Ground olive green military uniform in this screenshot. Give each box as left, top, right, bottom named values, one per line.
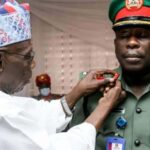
left=70, top=67, right=150, bottom=150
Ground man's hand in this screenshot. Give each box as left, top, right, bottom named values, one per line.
left=76, top=70, right=115, bottom=97
left=85, top=80, right=126, bottom=131
left=65, top=70, right=114, bottom=109
left=99, top=80, right=126, bottom=110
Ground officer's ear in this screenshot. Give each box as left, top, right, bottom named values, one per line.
left=0, top=54, right=4, bottom=72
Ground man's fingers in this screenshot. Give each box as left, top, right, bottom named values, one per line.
left=104, top=80, right=121, bottom=97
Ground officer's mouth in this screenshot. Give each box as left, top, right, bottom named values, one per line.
left=125, top=57, right=143, bottom=64
left=126, top=57, right=141, bottom=61
left=124, top=54, right=143, bottom=63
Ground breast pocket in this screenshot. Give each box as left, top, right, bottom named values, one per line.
left=95, top=109, right=124, bottom=150
left=99, top=107, right=126, bottom=136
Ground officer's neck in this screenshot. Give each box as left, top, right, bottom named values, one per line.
left=122, top=70, right=150, bottom=98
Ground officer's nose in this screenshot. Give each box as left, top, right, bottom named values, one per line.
left=126, top=36, right=140, bottom=49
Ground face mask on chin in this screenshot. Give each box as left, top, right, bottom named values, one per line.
left=40, top=87, right=50, bottom=96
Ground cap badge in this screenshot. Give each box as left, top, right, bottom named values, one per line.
left=125, top=0, right=143, bottom=10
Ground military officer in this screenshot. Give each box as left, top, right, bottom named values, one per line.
left=69, top=0, right=150, bottom=150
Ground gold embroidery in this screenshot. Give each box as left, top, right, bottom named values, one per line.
left=113, top=20, right=150, bottom=27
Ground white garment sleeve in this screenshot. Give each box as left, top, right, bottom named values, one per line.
left=38, top=99, right=73, bottom=133
left=11, top=96, right=73, bottom=134
left=0, top=93, right=73, bottom=146
left=46, top=122, right=96, bottom=150
left=0, top=92, right=96, bottom=150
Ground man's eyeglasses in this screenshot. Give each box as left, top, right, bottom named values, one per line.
left=0, top=50, right=35, bottom=61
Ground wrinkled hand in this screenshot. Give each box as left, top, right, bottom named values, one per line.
left=76, top=70, right=114, bottom=97
left=65, top=70, right=116, bottom=109
left=96, top=70, right=120, bottom=94
left=85, top=80, right=126, bottom=131
left=99, top=80, right=126, bottom=110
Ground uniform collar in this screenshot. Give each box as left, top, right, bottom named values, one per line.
left=115, top=66, right=150, bottom=98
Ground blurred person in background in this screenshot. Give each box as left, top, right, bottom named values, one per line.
left=33, top=73, right=63, bottom=101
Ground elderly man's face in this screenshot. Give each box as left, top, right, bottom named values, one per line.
left=0, top=40, right=34, bottom=94
left=114, top=27, right=150, bottom=74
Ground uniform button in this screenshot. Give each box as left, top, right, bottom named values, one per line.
left=136, top=108, right=142, bottom=114
left=134, top=139, right=141, bottom=146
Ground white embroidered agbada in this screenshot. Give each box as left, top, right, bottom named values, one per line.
left=0, top=91, right=96, bottom=150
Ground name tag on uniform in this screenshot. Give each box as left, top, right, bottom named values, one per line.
left=106, top=137, right=125, bottom=150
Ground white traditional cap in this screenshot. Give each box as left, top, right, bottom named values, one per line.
left=0, top=0, right=31, bottom=47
